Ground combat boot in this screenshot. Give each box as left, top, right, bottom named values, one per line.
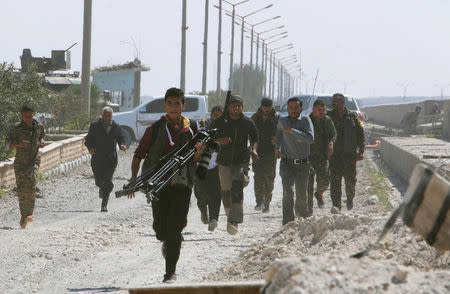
left=20, top=215, right=33, bottom=228
left=262, top=204, right=270, bottom=213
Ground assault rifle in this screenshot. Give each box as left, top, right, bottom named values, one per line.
left=115, top=128, right=220, bottom=203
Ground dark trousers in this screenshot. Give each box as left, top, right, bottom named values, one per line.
left=329, top=154, right=357, bottom=209
left=91, top=159, right=116, bottom=202
left=280, top=159, right=310, bottom=224
left=152, top=185, right=191, bottom=276
left=194, top=167, right=222, bottom=221
left=253, top=153, right=277, bottom=206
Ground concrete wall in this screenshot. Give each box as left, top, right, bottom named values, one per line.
left=362, top=100, right=447, bottom=128
left=380, top=136, right=450, bottom=183
left=0, top=135, right=89, bottom=189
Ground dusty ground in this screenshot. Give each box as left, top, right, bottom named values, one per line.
left=0, top=146, right=283, bottom=293
left=0, top=147, right=448, bottom=293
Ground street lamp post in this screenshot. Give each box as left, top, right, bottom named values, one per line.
left=201, top=0, right=209, bottom=95
left=238, top=4, right=273, bottom=95
left=216, top=0, right=223, bottom=92
left=81, top=0, right=92, bottom=118
left=249, top=16, right=280, bottom=68
left=221, top=0, right=250, bottom=90
left=180, top=0, right=187, bottom=92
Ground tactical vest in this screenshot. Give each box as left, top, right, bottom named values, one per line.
left=141, top=118, right=196, bottom=188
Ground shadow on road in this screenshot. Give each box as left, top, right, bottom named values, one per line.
left=49, top=210, right=95, bottom=213
left=67, top=286, right=122, bottom=293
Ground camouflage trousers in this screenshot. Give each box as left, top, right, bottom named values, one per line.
left=253, top=153, right=277, bottom=206
left=329, top=154, right=357, bottom=210
left=307, top=154, right=329, bottom=213
left=14, top=165, right=38, bottom=218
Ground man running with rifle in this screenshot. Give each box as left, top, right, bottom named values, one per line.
left=127, top=88, right=205, bottom=283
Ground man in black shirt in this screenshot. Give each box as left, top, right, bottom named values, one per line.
left=251, top=98, right=278, bottom=213
left=85, top=107, right=127, bottom=212
left=210, top=94, right=259, bottom=235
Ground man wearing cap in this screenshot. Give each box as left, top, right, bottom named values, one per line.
left=210, top=94, right=259, bottom=235
left=251, top=98, right=278, bottom=213
left=276, top=97, right=314, bottom=224
left=85, top=106, right=127, bottom=212
left=7, top=106, right=45, bottom=228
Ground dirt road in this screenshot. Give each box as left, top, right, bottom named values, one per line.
left=0, top=148, right=448, bottom=293
left=0, top=146, right=282, bottom=293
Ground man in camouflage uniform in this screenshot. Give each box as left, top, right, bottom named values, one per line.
left=308, top=99, right=336, bottom=215
left=401, top=106, right=422, bottom=136
left=7, top=106, right=45, bottom=228
left=251, top=98, right=278, bottom=213
left=327, top=93, right=365, bottom=212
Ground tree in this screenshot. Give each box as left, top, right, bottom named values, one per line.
left=56, top=83, right=104, bottom=130
left=230, top=64, right=264, bottom=111
left=0, top=62, right=52, bottom=161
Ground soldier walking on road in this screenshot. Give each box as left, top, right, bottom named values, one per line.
left=210, top=94, right=259, bottom=235
left=7, top=106, right=45, bottom=228
left=85, top=107, right=127, bottom=212
left=276, top=98, right=314, bottom=224
left=127, top=88, right=205, bottom=283
left=251, top=98, right=278, bottom=213
left=307, top=99, right=336, bottom=215
left=327, top=93, right=365, bottom=212
left=194, top=105, right=223, bottom=231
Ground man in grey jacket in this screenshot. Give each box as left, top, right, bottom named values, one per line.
left=276, top=97, right=314, bottom=224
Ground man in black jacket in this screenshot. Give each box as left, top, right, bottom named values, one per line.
left=251, top=98, right=278, bottom=213
left=210, top=94, right=259, bottom=235
left=85, top=107, right=127, bottom=212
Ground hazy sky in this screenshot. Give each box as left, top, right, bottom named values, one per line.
left=2, top=0, right=450, bottom=98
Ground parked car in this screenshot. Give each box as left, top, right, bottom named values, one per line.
left=113, top=95, right=208, bottom=146
left=279, top=94, right=365, bottom=121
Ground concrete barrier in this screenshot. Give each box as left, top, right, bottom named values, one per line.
left=380, top=136, right=450, bottom=183
left=362, top=100, right=447, bottom=128
left=0, top=135, right=90, bottom=190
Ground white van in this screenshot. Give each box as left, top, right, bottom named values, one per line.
left=113, top=95, right=208, bottom=145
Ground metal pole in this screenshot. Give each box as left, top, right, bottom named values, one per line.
left=228, top=6, right=236, bottom=90
left=81, top=0, right=92, bottom=118
left=180, top=0, right=187, bottom=91
left=270, top=53, right=274, bottom=100
left=299, top=49, right=302, bottom=94
left=201, top=0, right=209, bottom=95
left=250, top=26, right=254, bottom=68
left=255, top=34, right=259, bottom=69
left=216, top=0, right=222, bottom=92
left=268, top=52, right=273, bottom=99
left=239, top=17, right=245, bottom=95
left=264, top=44, right=268, bottom=97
